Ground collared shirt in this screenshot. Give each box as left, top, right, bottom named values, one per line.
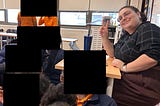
left=17, top=12, right=37, bottom=26
left=38, top=16, right=58, bottom=26
left=77, top=94, right=93, bottom=106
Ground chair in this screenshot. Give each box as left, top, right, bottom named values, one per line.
left=69, top=41, right=79, bottom=50
left=6, top=29, right=17, bottom=33
left=3, top=29, right=17, bottom=46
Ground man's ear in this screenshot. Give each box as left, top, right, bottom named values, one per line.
left=137, top=12, right=141, bottom=18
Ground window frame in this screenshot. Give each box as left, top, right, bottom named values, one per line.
left=59, top=11, right=88, bottom=28
left=90, top=11, right=119, bottom=26
left=6, top=9, right=20, bottom=25
left=0, top=9, right=7, bottom=24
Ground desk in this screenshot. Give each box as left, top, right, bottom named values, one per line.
left=55, top=57, right=121, bottom=79
left=55, top=59, right=64, bottom=70
left=0, top=32, right=17, bottom=49
left=62, top=37, right=79, bottom=50
left=106, top=57, right=121, bottom=79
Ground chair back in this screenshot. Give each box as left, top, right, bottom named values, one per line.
left=6, top=29, right=17, bottom=33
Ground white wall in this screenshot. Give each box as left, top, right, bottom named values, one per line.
left=0, top=0, right=3, bottom=8
left=90, top=0, right=127, bottom=11
left=0, top=0, right=20, bottom=9
left=60, top=28, right=88, bottom=50
left=59, top=0, right=127, bottom=11
left=130, top=0, right=142, bottom=11
left=5, top=0, right=20, bottom=9
left=59, top=0, right=89, bottom=11
left=1, top=0, right=127, bottom=11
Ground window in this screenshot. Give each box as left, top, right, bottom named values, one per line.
left=91, top=12, right=119, bottom=26
left=151, top=14, right=160, bottom=27
left=7, top=9, right=20, bottom=24
left=60, top=11, right=87, bottom=26
left=0, top=9, right=6, bottom=23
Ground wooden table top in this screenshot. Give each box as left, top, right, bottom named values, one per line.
left=106, top=57, right=121, bottom=79
left=55, top=57, right=121, bottom=79
left=55, top=59, right=64, bottom=70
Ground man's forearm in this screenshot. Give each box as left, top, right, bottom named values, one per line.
left=102, top=39, right=114, bottom=57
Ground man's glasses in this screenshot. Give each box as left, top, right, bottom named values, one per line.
left=117, top=11, right=132, bottom=22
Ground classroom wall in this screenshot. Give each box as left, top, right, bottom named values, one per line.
left=0, top=0, right=20, bottom=8
left=0, top=0, right=3, bottom=8
left=59, top=0, right=127, bottom=11
left=130, top=0, right=142, bottom=11
left=5, top=0, right=20, bottom=9
left=90, top=0, right=127, bottom=11
left=1, top=0, right=127, bottom=11
left=60, top=28, right=88, bottom=50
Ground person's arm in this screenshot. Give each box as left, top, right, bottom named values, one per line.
left=38, top=16, right=44, bottom=25
left=122, top=54, right=158, bottom=72
left=112, top=54, right=158, bottom=72
left=102, top=38, right=114, bottom=58
left=99, top=21, right=114, bottom=58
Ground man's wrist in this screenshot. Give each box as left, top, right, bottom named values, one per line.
left=122, top=64, right=127, bottom=72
